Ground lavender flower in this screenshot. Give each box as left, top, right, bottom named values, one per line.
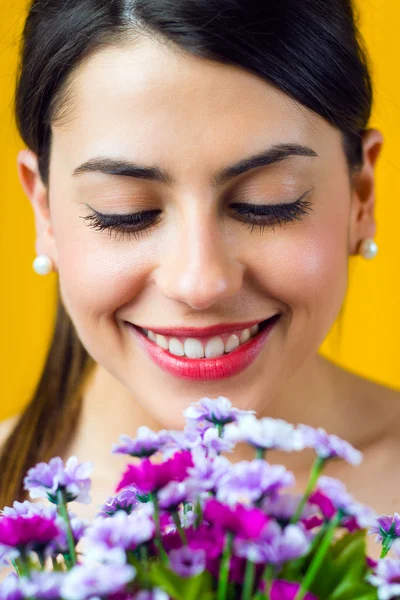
left=184, top=396, right=255, bottom=427
left=133, top=590, right=169, bottom=600
left=261, top=494, right=317, bottom=522
left=0, top=574, right=23, bottom=600
left=23, top=456, right=93, bottom=504
left=84, top=509, right=155, bottom=564
left=20, top=572, right=64, bottom=600
left=370, top=514, right=400, bottom=543
left=316, top=476, right=376, bottom=527
left=0, top=544, right=19, bottom=567
left=298, top=424, right=363, bottom=465
left=234, top=521, right=310, bottom=565
left=97, top=488, right=140, bottom=517
left=216, top=459, right=294, bottom=506
left=159, top=428, right=202, bottom=459
left=202, top=427, right=235, bottom=456
left=185, top=448, right=231, bottom=494
left=367, top=559, right=400, bottom=600
left=168, top=546, right=206, bottom=577
left=158, top=482, right=188, bottom=511
left=112, top=427, right=168, bottom=458
left=2, top=501, right=56, bottom=519
left=61, top=563, right=135, bottom=600
left=224, top=415, right=305, bottom=452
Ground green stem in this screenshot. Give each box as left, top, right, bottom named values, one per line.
left=150, top=493, right=168, bottom=564
left=256, top=447, right=266, bottom=460
left=172, top=511, right=188, bottom=544
left=217, top=423, right=224, bottom=437
left=290, top=457, right=326, bottom=524
left=293, top=510, right=343, bottom=600
left=242, top=559, right=256, bottom=600
left=217, top=532, right=233, bottom=600
left=56, top=489, right=77, bottom=567
left=261, top=564, right=274, bottom=600
left=12, top=558, right=21, bottom=578
left=380, top=537, right=393, bottom=559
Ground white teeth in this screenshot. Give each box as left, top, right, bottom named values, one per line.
left=205, top=336, right=225, bottom=358
left=155, top=334, right=169, bottom=350
left=239, top=328, right=251, bottom=344
left=184, top=338, right=205, bottom=359
left=148, top=330, right=157, bottom=342
left=250, top=324, right=259, bottom=336
left=225, top=334, right=240, bottom=353
left=169, top=338, right=185, bottom=356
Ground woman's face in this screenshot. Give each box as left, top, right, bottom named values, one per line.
left=20, top=36, right=380, bottom=427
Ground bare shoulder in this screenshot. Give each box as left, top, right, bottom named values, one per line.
left=0, top=414, right=19, bottom=448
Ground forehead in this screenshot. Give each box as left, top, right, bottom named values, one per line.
left=52, top=35, right=340, bottom=167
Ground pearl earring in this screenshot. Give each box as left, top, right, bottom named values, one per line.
left=359, top=238, right=378, bottom=260
left=33, top=254, right=54, bottom=276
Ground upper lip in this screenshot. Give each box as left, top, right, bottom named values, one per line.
left=131, top=315, right=279, bottom=338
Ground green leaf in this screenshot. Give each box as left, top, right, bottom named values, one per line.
left=149, top=563, right=215, bottom=600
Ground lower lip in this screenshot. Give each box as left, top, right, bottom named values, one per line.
left=127, top=315, right=280, bottom=381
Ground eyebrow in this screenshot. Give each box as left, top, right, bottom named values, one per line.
left=71, top=143, right=318, bottom=187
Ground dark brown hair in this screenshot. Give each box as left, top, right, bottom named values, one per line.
left=0, top=0, right=373, bottom=508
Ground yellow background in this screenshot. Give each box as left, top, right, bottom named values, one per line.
left=0, top=0, right=399, bottom=421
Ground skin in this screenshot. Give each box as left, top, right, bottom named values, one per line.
left=13, top=36, right=400, bottom=552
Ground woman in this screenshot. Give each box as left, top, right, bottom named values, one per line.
left=0, top=0, right=399, bottom=524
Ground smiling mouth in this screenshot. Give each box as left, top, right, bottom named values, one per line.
left=135, top=315, right=279, bottom=360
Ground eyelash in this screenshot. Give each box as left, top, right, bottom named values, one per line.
left=81, top=192, right=314, bottom=242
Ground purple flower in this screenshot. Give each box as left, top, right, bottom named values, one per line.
left=184, top=396, right=255, bottom=427
left=0, top=574, right=23, bottom=600
left=133, top=590, right=169, bottom=600
left=2, top=501, right=56, bottom=519
left=169, top=546, right=206, bottom=577
left=55, top=515, right=88, bottom=555
left=370, top=514, right=400, bottom=543
left=23, top=456, right=93, bottom=504
left=158, top=482, right=188, bottom=511
left=112, top=427, right=168, bottom=458
left=159, top=428, right=202, bottom=459
left=186, top=448, right=231, bottom=494
left=60, top=563, right=135, bottom=600
left=235, top=521, right=310, bottom=564
left=0, top=544, right=19, bottom=567
left=116, top=451, right=193, bottom=494
left=216, top=459, right=294, bottom=506
left=270, top=580, right=318, bottom=600
left=204, top=499, right=269, bottom=538
left=0, top=515, right=60, bottom=552
left=367, top=558, right=400, bottom=600
left=261, top=494, right=317, bottom=522
left=84, top=509, right=155, bottom=564
left=201, top=427, right=235, bottom=456
left=20, top=572, right=64, bottom=600
left=97, top=488, right=140, bottom=517
left=224, top=416, right=304, bottom=452
left=298, top=425, right=362, bottom=465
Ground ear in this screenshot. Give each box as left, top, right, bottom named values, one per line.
left=17, top=149, right=58, bottom=270
left=348, top=128, right=384, bottom=256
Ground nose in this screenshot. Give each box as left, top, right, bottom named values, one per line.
left=154, top=213, right=244, bottom=310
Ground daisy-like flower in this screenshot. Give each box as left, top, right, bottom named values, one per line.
left=298, top=424, right=363, bottom=466
left=261, top=494, right=317, bottom=522
left=216, top=459, right=294, bottom=506
left=23, top=456, right=93, bottom=504
left=0, top=515, right=60, bottom=554
left=158, top=482, right=188, bottom=511
left=184, top=396, right=254, bottom=427
left=367, top=558, right=400, bottom=600
left=204, top=499, right=269, bottom=539
left=0, top=573, right=23, bottom=600
left=370, top=514, right=400, bottom=543
left=20, top=572, right=65, bottom=600
left=224, top=415, right=305, bottom=452
left=60, top=563, right=135, bottom=600
left=116, top=451, right=193, bottom=494
left=97, top=488, right=141, bottom=517
left=168, top=546, right=206, bottom=577
left=185, top=447, right=231, bottom=495
left=112, top=427, right=168, bottom=458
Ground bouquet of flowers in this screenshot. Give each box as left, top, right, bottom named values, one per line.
left=1, top=396, right=399, bottom=600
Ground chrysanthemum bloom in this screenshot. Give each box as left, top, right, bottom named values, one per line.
left=261, top=494, right=317, bottom=523
left=20, top=572, right=65, bottom=600
left=184, top=396, right=254, bottom=427
left=112, top=427, right=169, bottom=458
left=270, top=580, right=318, bottom=600
left=60, top=563, right=135, bottom=600
left=185, top=447, right=231, bottom=495
left=0, top=515, right=60, bottom=554
left=370, top=514, right=400, bottom=543
left=367, top=558, right=400, bottom=600
left=98, top=488, right=140, bottom=517
left=158, top=482, right=188, bottom=511
left=23, top=456, right=93, bottom=504
left=216, top=459, right=294, bottom=506
left=168, top=546, right=206, bottom=577
left=224, top=415, right=305, bottom=452
left=116, top=450, right=193, bottom=494
left=298, top=425, right=362, bottom=465
left=0, top=573, right=23, bottom=600
left=204, top=499, right=269, bottom=538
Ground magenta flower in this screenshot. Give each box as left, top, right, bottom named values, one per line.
left=23, top=456, right=93, bottom=504
left=168, top=546, right=206, bottom=577
left=112, top=427, right=168, bottom=458
left=184, top=396, right=254, bottom=426
left=271, top=580, right=318, bottom=600
left=0, top=515, right=60, bottom=552
left=204, top=499, right=269, bottom=538
left=298, top=425, right=362, bottom=465
left=116, top=451, right=193, bottom=494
